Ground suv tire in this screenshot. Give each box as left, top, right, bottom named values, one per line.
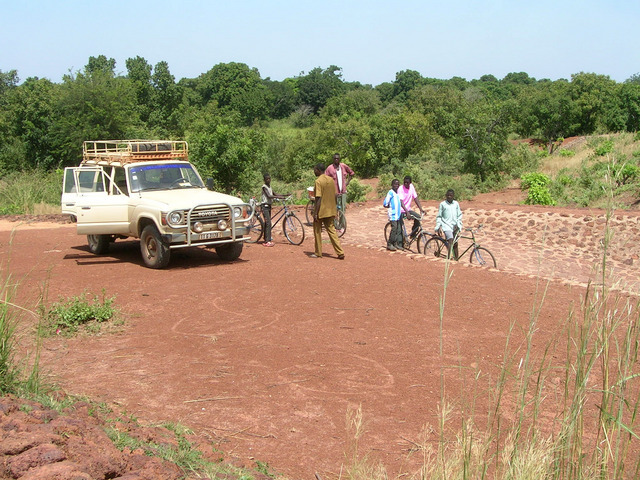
left=140, top=225, right=170, bottom=269
left=215, top=242, right=243, bottom=261
left=87, top=234, right=111, bottom=255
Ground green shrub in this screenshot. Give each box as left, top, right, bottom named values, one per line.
left=41, top=291, right=118, bottom=337
left=559, top=149, right=576, bottom=157
left=521, top=172, right=555, bottom=205
left=520, top=172, right=551, bottom=190
left=501, top=144, right=540, bottom=179
left=346, top=178, right=371, bottom=203
left=525, top=183, right=556, bottom=205
left=594, top=139, right=614, bottom=156
left=615, top=163, right=639, bottom=186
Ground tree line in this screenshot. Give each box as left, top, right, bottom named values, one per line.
left=1, top=55, right=639, bottom=195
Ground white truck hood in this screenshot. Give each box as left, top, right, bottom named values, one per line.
left=137, top=188, right=245, bottom=209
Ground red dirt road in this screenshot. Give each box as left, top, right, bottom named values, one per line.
left=1, top=198, right=638, bottom=478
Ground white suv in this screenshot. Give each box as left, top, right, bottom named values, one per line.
left=61, top=140, right=253, bottom=268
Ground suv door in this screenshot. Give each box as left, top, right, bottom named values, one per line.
left=61, top=167, right=130, bottom=235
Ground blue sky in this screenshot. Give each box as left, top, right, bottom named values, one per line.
left=2, top=0, right=638, bottom=85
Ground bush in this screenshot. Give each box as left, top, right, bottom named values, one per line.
left=594, top=139, right=614, bottom=156
left=501, top=144, right=540, bottom=179
left=41, top=291, right=118, bottom=337
left=559, top=149, right=576, bottom=157
left=346, top=178, right=371, bottom=203
left=525, top=183, right=556, bottom=205
left=521, top=172, right=555, bottom=205
left=520, top=172, right=551, bottom=190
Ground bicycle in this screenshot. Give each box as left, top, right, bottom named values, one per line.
left=247, top=195, right=306, bottom=245
left=304, top=189, right=347, bottom=237
left=383, top=213, right=435, bottom=253
left=422, top=225, right=497, bottom=268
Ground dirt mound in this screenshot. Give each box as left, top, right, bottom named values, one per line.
left=0, top=395, right=191, bottom=479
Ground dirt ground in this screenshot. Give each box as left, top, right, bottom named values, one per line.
left=1, top=188, right=639, bottom=479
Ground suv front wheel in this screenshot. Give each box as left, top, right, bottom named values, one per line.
left=140, top=225, right=170, bottom=269
left=215, top=242, right=243, bottom=261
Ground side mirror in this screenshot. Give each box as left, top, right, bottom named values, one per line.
left=206, top=178, right=214, bottom=190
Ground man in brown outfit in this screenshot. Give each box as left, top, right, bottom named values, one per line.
left=311, top=163, right=345, bottom=259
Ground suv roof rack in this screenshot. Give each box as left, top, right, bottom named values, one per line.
left=81, top=140, right=189, bottom=166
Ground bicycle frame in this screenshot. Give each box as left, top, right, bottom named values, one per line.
left=451, top=226, right=492, bottom=264
left=257, top=198, right=293, bottom=228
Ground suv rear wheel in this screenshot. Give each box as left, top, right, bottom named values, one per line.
left=87, top=234, right=111, bottom=254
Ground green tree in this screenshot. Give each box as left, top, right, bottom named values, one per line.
left=186, top=112, right=266, bottom=193
left=0, top=70, right=19, bottom=96
left=458, top=100, right=512, bottom=182
left=392, top=69, right=423, bottom=102
left=263, top=78, right=297, bottom=119
left=125, top=56, right=153, bottom=122
left=624, top=73, right=640, bottom=85
left=149, top=61, right=182, bottom=135
left=619, top=82, right=640, bottom=132
left=10, top=77, right=56, bottom=169
left=49, top=61, right=140, bottom=166
left=197, top=62, right=269, bottom=125
left=296, top=66, right=346, bottom=113
left=320, top=89, right=381, bottom=118
left=407, top=85, right=465, bottom=139
left=570, top=72, right=618, bottom=134
left=515, top=80, right=579, bottom=153
left=85, top=55, right=116, bottom=77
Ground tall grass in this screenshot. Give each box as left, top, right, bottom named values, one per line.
left=0, top=230, right=47, bottom=397
left=0, top=169, right=62, bottom=214
left=341, top=163, right=640, bottom=479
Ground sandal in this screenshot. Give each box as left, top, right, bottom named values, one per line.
left=263, top=241, right=274, bottom=247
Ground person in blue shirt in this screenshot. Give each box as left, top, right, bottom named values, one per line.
left=383, top=179, right=409, bottom=251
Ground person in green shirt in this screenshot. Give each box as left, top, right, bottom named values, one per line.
left=311, top=164, right=345, bottom=260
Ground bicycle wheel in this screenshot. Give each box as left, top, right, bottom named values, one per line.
left=384, top=221, right=391, bottom=243
left=283, top=213, right=305, bottom=245
left=423, top=236, right=448, bottom=258
left=469, top=247, right=497, bottom=268
left=305, top=200, right=314, bottom=225
left=247, top=214, right=264, bottom=243
left=416, top=232, right=429, bottom=253
left=334, top=209, right=346, bottom=238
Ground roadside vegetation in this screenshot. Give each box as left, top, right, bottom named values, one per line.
left=0, top=256, right=266, bottom=479
left=1, top=59, right=640, bottom=211
left=341, top=181, right=640, bottom=479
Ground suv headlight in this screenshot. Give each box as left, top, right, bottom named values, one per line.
left=166, top=211, right=184, bottom=226
left=233, top=206, right=243, bottom=219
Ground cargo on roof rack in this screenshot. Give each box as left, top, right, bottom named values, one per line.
left=82, top=140, right=189, bottom=165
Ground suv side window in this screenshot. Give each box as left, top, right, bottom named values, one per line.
left=112, top=167, right=128, bottom=195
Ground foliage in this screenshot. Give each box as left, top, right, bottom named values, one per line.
left=520, top=172, right=550, bottom=190
left=346, top=178, right=371, bottom=203
left=41, top=290, right=118, bottom=337
left=3, top=59, right=640, bottom=209
left=0, top=169, right=62, bottom=214
left=559, top=149, right=576, bottom=157
left=296, top=65, right=346, bottom=113
left=501, top=143, right=541, bottom=179
left=521, top=172, right=555, bottom=205
left=594, top=139, right=615, bottom=156
left=186, top=112, right=266, bottom=194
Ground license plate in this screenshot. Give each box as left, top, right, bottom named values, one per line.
left=199, top=231, right=223, bottom=240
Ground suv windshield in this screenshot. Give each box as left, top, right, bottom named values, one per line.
left=129, top=163, right=205, bottom=192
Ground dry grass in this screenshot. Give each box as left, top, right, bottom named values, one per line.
left=541, top=132, right=639, bottom=177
